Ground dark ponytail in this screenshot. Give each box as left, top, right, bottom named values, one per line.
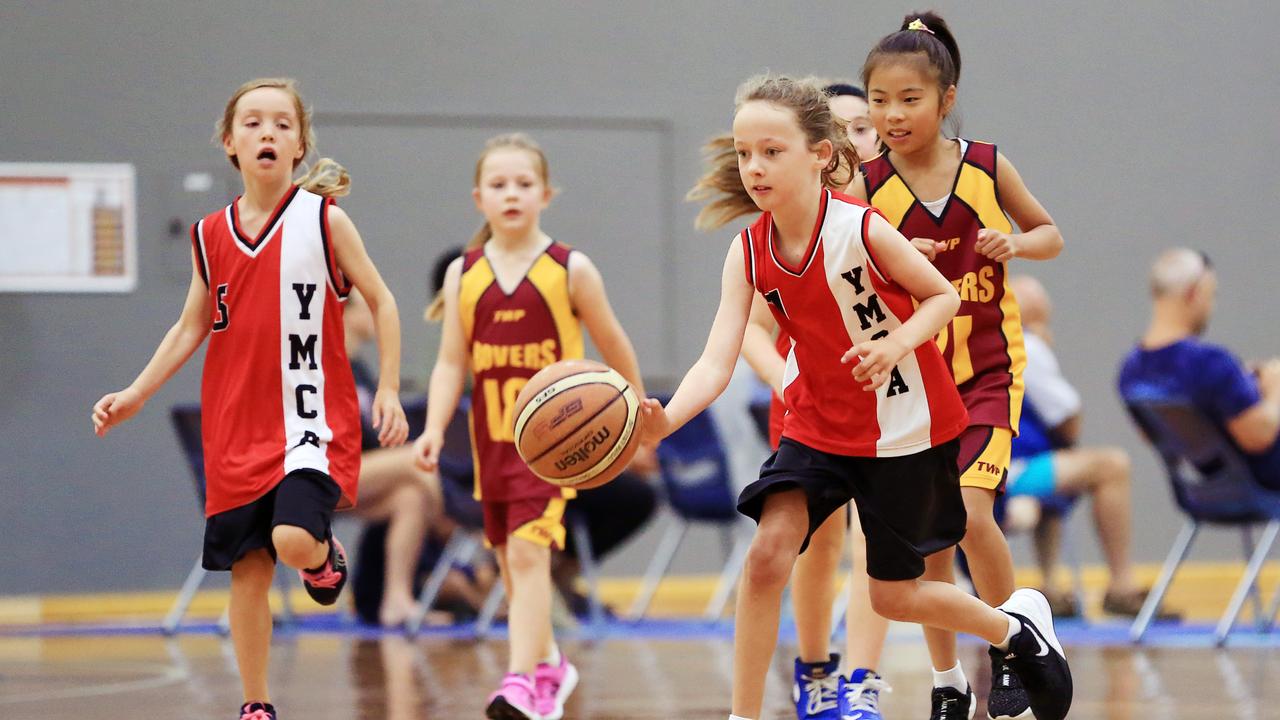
left=862, top=10, right=961, bottom=95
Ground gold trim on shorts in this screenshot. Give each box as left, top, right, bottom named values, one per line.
left=512, top=497, right=568, bottom=550
left=959, top=427, right=1013, bottom=490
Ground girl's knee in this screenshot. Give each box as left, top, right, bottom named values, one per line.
left=271, top=525, right=321, bottom=567
left=505, top=538, right=550, bottom=576
left=744, top=533, right=800, bottom=589
left=867, top=580, right=915, bottom=621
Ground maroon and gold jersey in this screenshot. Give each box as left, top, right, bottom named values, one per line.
left=459, top=241, right=582, bottom=502
left=862, top=140, right=1026, bottom=432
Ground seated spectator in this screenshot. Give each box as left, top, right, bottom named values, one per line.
left=554, top=450, right=660, bottom=617
left=1005, top=276, right=1147, bottom=616
left=345, top=289, right=446, bottom=627
left=1119, top=248, right=1280, bottom=491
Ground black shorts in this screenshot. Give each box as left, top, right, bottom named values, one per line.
left=737, top=437, right=966, bottom=581
left=202, top=469, right=342, bottom=571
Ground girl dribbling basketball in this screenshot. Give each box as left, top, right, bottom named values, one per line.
left=643, top=73, right=1072, bottom=720
left=413, top=133, right=643, bottom=720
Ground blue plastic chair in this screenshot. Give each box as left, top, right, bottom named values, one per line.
left=162, top=404, right=295, bottom=634
left=1125, top=399, right=1280, bottom=644
left=629, top=403, right=751, bottom=620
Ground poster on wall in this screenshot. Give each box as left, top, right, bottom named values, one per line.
left=0, top=163, right=137, bottom=293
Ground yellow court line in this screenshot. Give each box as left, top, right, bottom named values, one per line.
left=3, top=561, right=1277, bottom=626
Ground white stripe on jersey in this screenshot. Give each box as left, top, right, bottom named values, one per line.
left=278, top=191, right=335, bottom=476
left=820, top=200, right=933, bottom=455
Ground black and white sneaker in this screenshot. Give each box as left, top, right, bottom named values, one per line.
left=986, top=647, right=1032, bottom=719
left=996, top=588, right=1073, bottom=720
left=929, top=685, right=976, bottom=720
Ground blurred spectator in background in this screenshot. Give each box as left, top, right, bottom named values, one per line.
left=1119, top=248, right=1280, bottom=491
left=1006, top=275, right=1147, bottom=617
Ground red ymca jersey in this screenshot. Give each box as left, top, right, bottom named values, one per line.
left=191, top=186, right=360, bottom=517
left=743, top=188, right=968, bottom=457
left=458, top=240, right=582, bottom=502
left=862, top=139, right=1026, bottom=432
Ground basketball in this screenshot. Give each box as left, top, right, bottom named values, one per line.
left=512, top=359, right=643, bottom=490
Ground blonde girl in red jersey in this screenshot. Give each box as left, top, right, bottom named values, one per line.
left=851, top=12, right=1064, bottom=720
left=413, top=134, right=643, bottom=720
left=737, top=82, right=894, bottom=719
left=650, top=74, right=1071, bottom=720
left=93, top=78, right=407, bottom=720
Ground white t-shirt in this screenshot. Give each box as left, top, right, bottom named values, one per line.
left=1023, top=330, right=1081, bottom=428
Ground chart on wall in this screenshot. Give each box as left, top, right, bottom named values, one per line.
left=0, top=163, right=137, bottom=292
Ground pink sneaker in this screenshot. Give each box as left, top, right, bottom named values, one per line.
left=485, top=672, right=540, bottom=719
left=534, top=655, right=579, bottom=720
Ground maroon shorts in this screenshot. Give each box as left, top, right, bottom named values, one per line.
left=482, top=496, right=568, bottom=549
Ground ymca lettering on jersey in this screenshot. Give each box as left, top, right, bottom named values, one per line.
left=458, top=241, right=582, bottom=502
left=742, top=188, right=967, bottom=458
left=862, top=139, right=1027, bottom=432
left=190, top=187, right=360, bottom=517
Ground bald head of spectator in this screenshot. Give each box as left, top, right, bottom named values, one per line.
left=1011, top=275, right=1052, bottom=340
left=1148, top=248, right=1217, bottom=337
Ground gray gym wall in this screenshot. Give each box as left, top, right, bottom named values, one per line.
left=1, top=1, right=1276, bottom=594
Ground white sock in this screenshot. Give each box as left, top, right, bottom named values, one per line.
left=729, top=715, right=754, bottom=720
left=931, top=662, right=967, bottom=692
left=995, top=615, right=1022, bottom=651
left=542, top=643, right=562, bottom=666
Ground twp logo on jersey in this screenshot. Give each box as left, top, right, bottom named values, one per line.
left=840, top=266, right=910, bottom=397
left=937, top=237, right=962, bottom=253
left=493, top=309, right=526, bottom=323
left=974, top=460, right=1003, bottom=476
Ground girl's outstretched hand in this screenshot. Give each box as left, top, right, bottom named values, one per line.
left=638, top=397, right=670, bottom=446
left=371, top=389, right=409, bottom=447
left=92, top=387, right=143, bottom=437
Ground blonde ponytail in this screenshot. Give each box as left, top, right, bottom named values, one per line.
left=297, top=157, right=351, bottom=198
left=687, top=134, right=757, bottom=231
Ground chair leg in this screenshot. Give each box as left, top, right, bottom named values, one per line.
left=1240, top=526, right=1266, bottom=630
left=407, top=529, right=479, bottom=636
left=1062, top=515, right=1087, bottom=616
left=704, top=525, right=750, bottom=621
left=162, top=556, right=208, bottom=635
left=627, top=518, right=688, bottom=619
left=475, top=581, right=506, bottom=638
left=1266, top=571, right=1280, bottom=634
left=829, top=574, right=851, bottom=641
left=1131, top=519, right=1198, bottom=643
left=569, top=514, right=606, bottom=632
left=274, top=570, right=295, bottom=627
left=1215, top=520, right=1280, bottom=646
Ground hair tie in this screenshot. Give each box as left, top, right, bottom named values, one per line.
left=907, top=18, right=935, bottom=35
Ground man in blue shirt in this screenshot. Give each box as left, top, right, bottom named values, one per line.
left=1118, top=248, right=1280, bottom=490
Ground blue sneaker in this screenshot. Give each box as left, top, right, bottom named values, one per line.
left=838, top=668, right=891, bottom=719
left=792, top=653, right=840, bottom=719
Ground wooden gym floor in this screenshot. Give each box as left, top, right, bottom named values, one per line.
left=3, top=625, right=1279, bottom=719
